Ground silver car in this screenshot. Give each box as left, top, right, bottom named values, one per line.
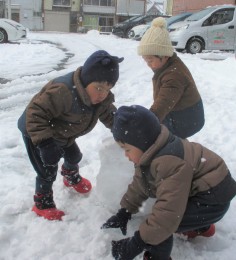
left=0, top=18, right=27, bottom=44
left=169, top=5, right=236, bottom=54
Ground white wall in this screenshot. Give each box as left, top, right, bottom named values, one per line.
left=116, top=0, right=145, bottom=15
left=11, top=0, right=43, bottom=30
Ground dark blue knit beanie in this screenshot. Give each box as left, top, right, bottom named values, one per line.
left=80, top=50, right=124, bottom=87
left=112, top=105, right=161, bottom=152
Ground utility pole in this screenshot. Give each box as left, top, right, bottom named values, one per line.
left=0, top=0, right=5, bottom=18
left=7, top=0, right=11, bottom=19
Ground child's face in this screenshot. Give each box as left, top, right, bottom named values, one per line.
left=142, top=55, right=168, bottom=70
left=118, top=142, right=144, bottom=164
left=86, top=82, right=113, bottom=104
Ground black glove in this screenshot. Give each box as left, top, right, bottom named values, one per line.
left=37, top=138, right=64, bottom=167
left=111, top=231, right=146, bottom=260
left=101, top=208, right=131, bottom=235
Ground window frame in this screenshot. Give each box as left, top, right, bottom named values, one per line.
left=53, top=0, right=71, bottom=7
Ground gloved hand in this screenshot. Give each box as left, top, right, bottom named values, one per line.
left=101, top=208, right=131, bottom=235
left=111, top=231, right=146, bottom=260
left=37, top=138, right=64, bottom=167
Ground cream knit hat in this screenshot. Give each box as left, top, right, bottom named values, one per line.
left=138, top=17, right=174, bottom=57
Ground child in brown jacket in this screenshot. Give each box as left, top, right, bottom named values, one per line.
left=102, top=105, right=236, bottom=260
left=18, top=50, right=123, bottom=221
left=138, top=17, right=205, bottom=138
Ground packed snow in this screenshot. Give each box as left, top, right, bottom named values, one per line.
left=0, top=30, right=236, bottom=260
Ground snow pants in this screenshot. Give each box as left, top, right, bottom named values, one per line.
left=21, top=135, right=82, bottom=194
left=162, top=99, right=205, bottom=139
left=147, top=174, right=233, bottom=260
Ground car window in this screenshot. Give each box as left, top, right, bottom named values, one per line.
left=143, top=17, right=153, bottom=23
left=186, top=7, right=217, bottom=21
left=203, top=8, right=235, bottom=26
left=132, top=15, right=145, bottom=22
left=166, top=13, right=191, bottom=24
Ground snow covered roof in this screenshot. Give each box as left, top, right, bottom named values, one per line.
left=147, top=0, right=164, bottom=14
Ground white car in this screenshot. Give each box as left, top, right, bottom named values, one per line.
left=169, top=5, right=236, bottom=54
left=128, top=22, right=151, bottom=40
left=0, top=18, right=27, bottom=43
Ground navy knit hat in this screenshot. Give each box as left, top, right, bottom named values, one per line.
left=80, top=50, right=124, bottom=87
left=112, top=105, right=161, bottom=152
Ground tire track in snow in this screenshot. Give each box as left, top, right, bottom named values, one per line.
left=0, top=37, right=110, bottom=112
left=0, top=40, right=74, bottom=111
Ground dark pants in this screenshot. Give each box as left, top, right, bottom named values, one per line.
left=162, top=99, right=205, bottom=139
left=146, top=186, right=231, bottom=260
left=22, top=135, right=82, bottom=194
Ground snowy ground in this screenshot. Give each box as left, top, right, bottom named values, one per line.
left=0, top=31, right=236, bottom=260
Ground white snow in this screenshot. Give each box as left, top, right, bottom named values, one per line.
left=0, top=30, right=236, bottom=260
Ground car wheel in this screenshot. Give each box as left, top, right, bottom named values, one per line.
left=186, top=38, right=204, bottom=54
left=0, top=28, right=8, bottom=43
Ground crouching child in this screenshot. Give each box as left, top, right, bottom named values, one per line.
left=102, top=105, right=236, bottom=260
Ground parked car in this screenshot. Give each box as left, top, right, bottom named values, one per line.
left=128, top=22, right=151, bottom=40
left=112, top=14, right=167, bottom=38
left=0, top=18, right=27, bottom=44
left=169, top=5, right=236, bottom=54
left=128, top=12, right=192, bottom=41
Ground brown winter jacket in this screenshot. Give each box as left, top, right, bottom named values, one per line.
left=25, top=67, right=116, bottom=146
left=120, top=126, right=234, bottom=246
left=150, top=53, right=202, bottom=122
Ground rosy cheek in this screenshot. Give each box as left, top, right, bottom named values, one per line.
left=100, top=93, right=107, bottom=100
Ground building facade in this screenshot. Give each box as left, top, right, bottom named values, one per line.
left=2, top=0, right=147, bottom=33
left=82, top=0, right=146, bottom=32
left=2, top=0, right=43, bottom=30
left=43, top=0, right=81, bottom=32
left=82, top=0, right=115, bottom=32
left=43, top=0, right=146, bottom=33
left=116, top=0, right=146, bottom=22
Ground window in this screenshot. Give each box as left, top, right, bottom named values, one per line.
left=53, top=0, right=71, bottom=7
left=100, top=0, right=107, bottom=6
left=84, top=0, right=114, bottom=6
left=33, top=11, right=42, bottom=17
left=203, top=8, right=235, bottom=26
left=99, top=16, right=114, bottom=32
left=92, top=0, right=99, bottom=5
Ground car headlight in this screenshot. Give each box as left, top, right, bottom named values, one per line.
left=174, top=24, right=189, bottom=31
left=128, top=31, right=134, bottom=37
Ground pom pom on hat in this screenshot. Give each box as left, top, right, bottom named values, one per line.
left=137, top=17, right=174, bottom=57
left=152, top=17, right=167, bottom=29
left=80, top=50, right=124, bottom=87
left=112, top=105, right=161, bottom=152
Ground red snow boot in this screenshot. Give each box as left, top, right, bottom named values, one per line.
left=32, top=192, right=65, bottom=221
left=182, top=224, right=215, bottom=239
left=61, top=165, right=92, bottom=194
left=63, top=177, right=92, bottom=193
